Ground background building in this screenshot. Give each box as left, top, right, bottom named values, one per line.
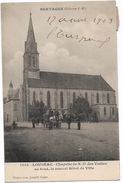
left=4, top=82, right=21, bottom=125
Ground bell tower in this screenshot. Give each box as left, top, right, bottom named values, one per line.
left=23, top=13, right=40, bottom=121
left=23, top=12, right=40, bottom=81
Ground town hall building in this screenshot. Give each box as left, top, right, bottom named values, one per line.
left=4, top=14, right=118, bottom=124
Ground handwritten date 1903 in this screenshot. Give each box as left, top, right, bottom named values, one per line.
left=47, top=16, right=113, bottom=25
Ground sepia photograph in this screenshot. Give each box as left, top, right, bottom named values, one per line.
left=2, top=1, right=119, bottom=164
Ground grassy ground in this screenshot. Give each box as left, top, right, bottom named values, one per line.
left=4, top=122, right=119, bottom=162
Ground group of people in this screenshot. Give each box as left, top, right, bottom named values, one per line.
left=44, top=109, right=64, bottom=129
left=31, top=108, right=82, bottom=130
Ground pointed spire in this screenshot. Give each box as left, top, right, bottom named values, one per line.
left=25, top=12, right=38, bottom=53
left=26, top=12, right=35, bottom=44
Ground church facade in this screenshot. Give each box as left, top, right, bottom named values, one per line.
left=4, top=14, right=118, bottom=123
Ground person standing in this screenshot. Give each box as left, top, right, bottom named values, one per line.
left=77, top=114, right=81, bottom=130
left=49, top=116, right=53, bottom=130
left=77, top=120, right=81, bottom=130
left=32, top=117, right=35, bottom=128
left=67, top=113, right=71, bottom=129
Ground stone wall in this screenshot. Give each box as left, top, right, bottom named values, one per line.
left=26, top=87, right=118, bottom=121
left=28, top=87, right=116, bottom=107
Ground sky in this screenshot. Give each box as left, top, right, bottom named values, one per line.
left=1, top=1, right=118, bottom=99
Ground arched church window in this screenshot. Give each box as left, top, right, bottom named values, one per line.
left=28, top=55, right=31, bottom=67
left=33, top=91, right=36, bottom=103
left=91, top=93, right=94, bottom=104
left=96, top=93, right=99, bottom=103
left=102, top=93, right=105, bottom=104
left=107, top=93, right=110, bottom=104
left=85, top=92, right=88, bottom=100
left=47, top=91, right=50, bottom=108
left=104, top=107, right=106, bottom=116
left=60, top=91, right=64, bottom=108
left=40, top=92, right=43, bottom=101
left=112, top=107, right=114, bottom=115
left=73, top=92, right=76, bottom=103
left=33, top=56, right=36, bottom=67
left=54, top=91, right=58, bottom=109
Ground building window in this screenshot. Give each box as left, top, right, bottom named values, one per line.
left=102, top=93, right=105, bottom=104
left=96, top=93, right=99, bottom=103
left=47, top=91, right=50, bottom=108
left=104, top=107, right=106, bottom=116
left=29, top=55, right=31, bottom=67
left=33, top=91, right=36, bottom=103
left=73, top=92, right=76, bottom=103
left=40, top=92, right=43, bottom=101
left=33, top=56, right=36, bottom=67
left=107, top=93, right=110, bottom=104
left=112, top=107, right=115, bottom=115
left=85, top=92, right=88, bottom=100
left=54, top=91, right=58, bottom=109
left=91, top=93, right=94, bottom=104
left=60, top=91, right=64, bottom=108
left=67, top=91, right=70, bottom=106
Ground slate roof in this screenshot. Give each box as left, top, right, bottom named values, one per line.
left=28, top=71, right=114, bottom=91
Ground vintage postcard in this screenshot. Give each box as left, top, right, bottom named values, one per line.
left=1, top=1, right=120, bottom=182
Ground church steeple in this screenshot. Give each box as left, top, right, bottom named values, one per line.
left=23, top=12, right=39, bottom=77
left=25, top=12, right=38, bottom=53
left=23, top=13, right=40, bottom=121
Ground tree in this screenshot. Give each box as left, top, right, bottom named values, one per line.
left=29, top=100, right=47, bottom=121
left=70, top=96, right=92, bottom=121
left=39, top=101, right=47, bottom=119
